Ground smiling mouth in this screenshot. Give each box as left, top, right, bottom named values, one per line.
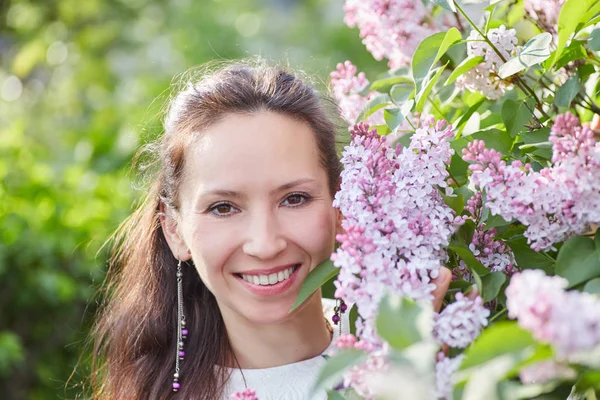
left=236, top=264, right=300, bottom=286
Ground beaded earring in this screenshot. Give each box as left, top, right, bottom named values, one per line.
left=172, top=259, right=188, bottom=392
left=332, top=299, right=347, bottom=335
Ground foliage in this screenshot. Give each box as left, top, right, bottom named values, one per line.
left=308, top=0, right=600, bottom=398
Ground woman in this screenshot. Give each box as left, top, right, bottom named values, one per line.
left=91, top=60, right=451, bottom=399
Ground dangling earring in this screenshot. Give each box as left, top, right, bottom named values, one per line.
left=172, top=259, right=188, bottom=392
left=332, top=299, right=347, bottom=335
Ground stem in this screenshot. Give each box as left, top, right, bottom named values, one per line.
left=490, top=308, right=507, bottom=323
left=454, top=12, right=465, bottom=32
left=455, top=2, right=550, bottom=119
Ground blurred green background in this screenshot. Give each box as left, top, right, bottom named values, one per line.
left=0, top=0, right=384, bottom=398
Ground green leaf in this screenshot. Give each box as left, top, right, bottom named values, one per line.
left=554, top=41, right=587, bottom=70
left=583, top=277, right=600, bottom=295
left=548, top=0, right=597, bottom=69
left=433, top=27, right=462, bottom=66
left=412, top=29, right=461, bottom=93
left=442, top=192, right=464, bottom=214
left=519, top=127, right=550, bottom=144
left=484, top=214, right=512, bottom=230
left=556, top=236, right=600, bottom=288
left=313, top=350, right=367, bottom=391
left=445, top=56, right=484, bottom=86
left=450, top=243, right=489, bottom=277
left=429, top=0, right=456, bottom=12
left=460, top=321, right=536, bottom=370
left=454, top=98, right=485, bottom=132
left=470, top=128, right=514, bottom=154
left=390, top=82, right=415, bottom=104
left=498, top=33, right=553, bottom=79
left=415, top=64, right=447, bottom=112
left=376, top=295, right=432, bottom=350
left=370, top=76, right=413, bottom=93
left=589, top=29, right=600, bottom=51
left=555, top=75, right=581, bottom=108
left=449, top=153, right=470, bottom=186
left=384, top=107, right=405, bottom=131
left=291, top=259, right=338, bottom=312
left=506, top=237, right=555, bottom=274
left=327, top=390, right=346, bottom=400
left=481, top=272, right=507, bottom=303
left=356, top=94, right=390, bottom=123
left=501, top=98, right=535, bottom=138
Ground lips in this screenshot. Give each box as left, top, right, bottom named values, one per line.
left=239, top=264, right=299, bottom=286
left=235, top=263, right=302, bottom=296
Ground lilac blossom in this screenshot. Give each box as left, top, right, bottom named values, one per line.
left=433, top=292, right=490, bottom=348
left=343, top=0, right=437, bottom=68
left=231, top=388, right=259, bottom=400
left=519, top=360, right=576, bottom=384
left=457, top=26, right=520, bottom=100
left=506, top=270, right=600, bottom=358
left=333, top=117, right=457, bottom=346
left=463, top=112, right=600, bottom=251
left=435, top=353, right=464, bottom=400
left=330, top=61, right=384, bottom=126
left=524, top=0, right=565, bottom=32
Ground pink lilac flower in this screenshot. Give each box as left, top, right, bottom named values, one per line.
left=343, top=0, right=437, bottom=68
left=457, top=25, right=520, bottom=100
left=524, top=0, right=565, bottom=32
left=506, top=270, right=600, bottom=358
left=463, top=112, right=600, bottom=251
left=460, top=191, right=516, bottom=276
left=433, top=292, right=490, bottom=348
left=330, top=61, right=385, bottom=126
left=231, top=388, right=259, bottom=400
left=435, top=352, right=464, bottom=400
left=519, top=360, right=576, bottom=384
left=333, top=117, right=457, bottom=346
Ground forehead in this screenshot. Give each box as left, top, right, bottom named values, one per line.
left=180, top=111, right=325, bottom=195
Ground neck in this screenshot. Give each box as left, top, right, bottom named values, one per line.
left=222, top=292, right=331, bottom=369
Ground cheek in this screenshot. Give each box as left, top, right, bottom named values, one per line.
left=293, top=205, right=337, bottom=264
left=185, top=222, right=238, bottom=291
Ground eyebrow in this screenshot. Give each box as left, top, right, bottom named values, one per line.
left=197, top=178, right=318, bottom=199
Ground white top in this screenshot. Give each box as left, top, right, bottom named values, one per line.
left=221, top=299, right=350, bottom=400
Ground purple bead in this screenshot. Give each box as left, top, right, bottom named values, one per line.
left=340, top=302, right=348, bottom=313
left=182, top=329, right=188, bottom=336
left=178, top=350, right=185, bottom=358
left=332, top=314, right=341, bottom=325
left=172, top=382, right=180, bottom=391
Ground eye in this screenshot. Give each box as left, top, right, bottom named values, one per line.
left=207, top=202, right=239, bottom=217
left=281, top=192, right=311, bottom=208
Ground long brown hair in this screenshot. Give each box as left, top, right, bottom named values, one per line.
left=90, top=59, right=343, bottom=399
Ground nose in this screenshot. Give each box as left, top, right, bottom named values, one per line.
left=242, top=210, right=287, bottom=260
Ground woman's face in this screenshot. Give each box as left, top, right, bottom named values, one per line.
left=165, top=111, right=339, bottom=325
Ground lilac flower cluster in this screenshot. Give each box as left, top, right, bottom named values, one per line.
left=330, top=61, right=384, bottom=127
left=433, top=292, right=490, bottom=348
left=506, top=269, right=600, bottom=358
left=463, top=112, right=600, bottom=251
left=435, top=352, right=464, bottom=400
left=524, top=0, right=565, bottom=32
left=231, top=388, right=259, bottom=400
left=343, top=0, right=437, bottom=68
left=333, top=117, right=457, bottom=345
left=461, top=192, right=516, bottom=276
left=519, top=360, right=576, bottom=384
left=457, top=26, right=520, bottom=100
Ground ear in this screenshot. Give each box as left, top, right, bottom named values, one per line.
left=335, top=207, right=345, bottom=237
left=159, top=201, right=191, bottom=261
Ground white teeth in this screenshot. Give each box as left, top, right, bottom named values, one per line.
left=241, top=265, right=297, bottom=286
